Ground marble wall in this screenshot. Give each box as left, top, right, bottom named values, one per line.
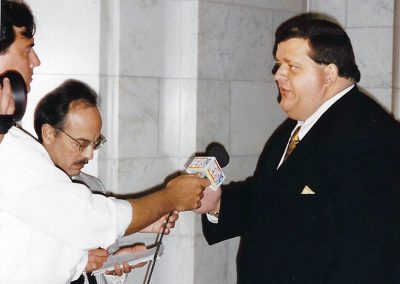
left=309, top=0, right=396, bottom=114
left=22, top=0, right=101, bottom=175
left=20, top=0, right=399, bottom=283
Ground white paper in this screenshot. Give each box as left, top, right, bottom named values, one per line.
left=93, top=244, right=163, bottom=276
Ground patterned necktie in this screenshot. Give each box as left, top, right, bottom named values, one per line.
left=283, top=126, right=301, bottom=161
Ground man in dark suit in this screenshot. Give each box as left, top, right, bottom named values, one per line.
left=195, top=13, right=400, bottom=283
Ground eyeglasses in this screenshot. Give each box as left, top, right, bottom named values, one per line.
left=56, top=128, right=107, bottom=153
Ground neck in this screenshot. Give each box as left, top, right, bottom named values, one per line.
left=324, top=77, right=354, bottom=101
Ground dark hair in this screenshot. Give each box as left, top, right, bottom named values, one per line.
left=273, top=13, right=360, bottom=83
left=34, top=79, right=98, bottom=142
left=1, top=0, right=35, bottom=54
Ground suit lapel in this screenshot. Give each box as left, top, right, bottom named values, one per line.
left=254, top=118, right=296, bottom=180
left=278, top=87, right=359, bottom=172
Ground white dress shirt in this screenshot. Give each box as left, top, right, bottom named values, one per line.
left=0, top=127, right=132, bottom=284
left=73, top=172, right=128, bottom=284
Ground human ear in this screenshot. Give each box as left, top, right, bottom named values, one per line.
left=41, top=124, right=56, bottom=145
left=324, top=64, right=338, bottom=85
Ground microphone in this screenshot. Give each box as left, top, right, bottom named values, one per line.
left=186, top=142, right=230, bottom=190
left=144, top=143, right=229, bottom=284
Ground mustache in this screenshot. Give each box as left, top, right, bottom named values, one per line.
left=75, top=158, right=89, bottom=166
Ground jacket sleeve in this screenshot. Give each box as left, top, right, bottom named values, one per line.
left=202, top=176, right=255, bottom=244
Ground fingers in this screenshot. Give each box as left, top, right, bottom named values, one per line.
left=106, top=261, right=146, bottom=276
left=85, top=249, right=109, bottom=273
left=106, top=244, right=148, bottom=276
left=192, top=186, right=222, bottom=214
left=115, top=244, right=146, bottom=255
left=161, top=210, right=179, bottom=234
left=197, top=176, right=211, bottom=188
left=112, top=263, right=126, bottom=276
left=0, top=78, right=15, bottom=115
left=166, top=174, right=210, bottom=212
left=131, top=261, right=146, bottom=269
left=106, top=262, right=131, bottom=276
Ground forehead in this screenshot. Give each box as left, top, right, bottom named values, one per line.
left=14, top=27, right=34, bottom=44
left=6, top=30, right=34, bottom=53
left=275, top=38, right=311, bottom=61
left=64, top=103, right=101, bottom=135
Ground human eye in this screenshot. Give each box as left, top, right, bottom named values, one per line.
left=79, top=140, right=91, bottom=151
left=272, top=63, right=280, bottom=75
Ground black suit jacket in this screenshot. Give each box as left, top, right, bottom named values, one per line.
left=203, top=86, right=400, bottom=283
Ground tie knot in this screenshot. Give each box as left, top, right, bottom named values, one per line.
left=284, top=126, right=301, bottom=161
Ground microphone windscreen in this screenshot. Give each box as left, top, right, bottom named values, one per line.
left=206, top=142, right=230, bottom=168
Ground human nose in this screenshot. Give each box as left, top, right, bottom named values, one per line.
left=274, top=64, right=287, bottom=82
left=82, top=145, right=95, bottom=161
left=30, top=49, right=41, bottom=68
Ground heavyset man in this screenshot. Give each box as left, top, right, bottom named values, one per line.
left=196, top=13, right=400, bottom=283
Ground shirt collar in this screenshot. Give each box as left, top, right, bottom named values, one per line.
left=295, top=84, right=355, bottom=139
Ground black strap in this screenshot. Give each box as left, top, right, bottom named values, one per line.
left=4, top=71, right=27, bottom=122
left=0, top=114, right=13, bottom=134
left=0, top=71, right=27, bottom=134
left=70, top=273, right=98, bottom=284
left=87, top=273, right=98, bottom=284
left=70, top=274, right=85, bottom=284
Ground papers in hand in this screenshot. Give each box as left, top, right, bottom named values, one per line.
left=93, top=244, right=164, bottom=276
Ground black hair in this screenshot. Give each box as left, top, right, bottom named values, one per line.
left=1, top=0, right=35, bottom=54
left=273, top=13, right=360, bottom=83
left=34, top=79, right=98, bottom=142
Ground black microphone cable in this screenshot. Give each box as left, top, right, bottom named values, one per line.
left=144, top=211, right=172, bottom=284
left=143, top=142, right=229, bottom=283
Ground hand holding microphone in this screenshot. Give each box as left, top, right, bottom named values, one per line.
left=144, top=173, right=210, bottom=284
left=145, top=143, right=229, bottom=283
left=186, top=142, right=230, bottom=214
left=164, top=174, right=210, bottom=211
left=186, top=142, right=230, bottom=190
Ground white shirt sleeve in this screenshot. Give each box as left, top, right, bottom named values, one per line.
left=206, top=213, right=219, bottom=223
left=0, top=127, right=132, bottom=249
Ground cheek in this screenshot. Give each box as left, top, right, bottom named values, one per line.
left=52, top=145, right=74, bottom=169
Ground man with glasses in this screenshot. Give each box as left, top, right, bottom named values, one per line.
left=1, top=75, right=208, bottom=284
left=34, top=79, right=156, bottom=284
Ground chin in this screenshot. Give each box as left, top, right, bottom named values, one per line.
left=279, top=101, right=291, bottom=113
left=68, top=169, right=81, bottom=177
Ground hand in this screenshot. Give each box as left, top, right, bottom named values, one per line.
left=85, top=248, right=109, bottom=273
left=105, top=245, right=147, bottom=276
left=0, top=78, right=15, bottom=115
left=0, top=78, right=15, bottom=141
left=164, top=174, right=210, bottom=211
left=140, top=211, right=179, bottom=234
left=193, top=186, right=221, bottom=214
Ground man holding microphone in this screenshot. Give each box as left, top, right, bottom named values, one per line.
left=0, top=1, right=209, bottom=283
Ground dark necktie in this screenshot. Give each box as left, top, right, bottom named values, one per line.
left=283, top=126, right=301, bottom=161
